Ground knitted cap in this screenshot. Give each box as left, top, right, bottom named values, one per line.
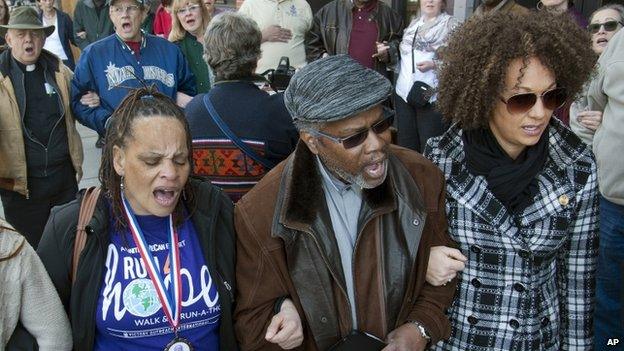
left=283, top=55, right=392, bottom=123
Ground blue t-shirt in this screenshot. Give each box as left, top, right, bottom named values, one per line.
left=94, top=214, right=220, bottom=350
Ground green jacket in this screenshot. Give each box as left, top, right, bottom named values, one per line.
left=73, top=0, right=114, bottom=50
left=175, top=32, right=211, bottom=93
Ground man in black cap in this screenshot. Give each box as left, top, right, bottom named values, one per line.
left=0, top=6, right=83, bottom=248
left=234, top=55, right=456, bottom=350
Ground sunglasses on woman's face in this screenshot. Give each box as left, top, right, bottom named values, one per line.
left=588, top=20, right=623, bottom=34
left=499, top=87, right=567, bottom=115
left=311, top=109, right=395, bottom=149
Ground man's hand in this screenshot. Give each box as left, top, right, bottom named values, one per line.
left=372, top=41, right=390, bottom=62
left=576, top=110, right=602, bottom=131
left=262, top=25, right=292, bottom=43
left=427, top=246, right=467, bottom=286
left=265, top=298, right=304, bottom=349
left=80, top=91, right=100, bottom=108
left=382, top=323, right=428, bottom=351
left=415, top=60, right=435, bottom=72
left=76, top=31, right=87, bottom=39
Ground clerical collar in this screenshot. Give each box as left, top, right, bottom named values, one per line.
left=14, top=59, right=37, bottom=73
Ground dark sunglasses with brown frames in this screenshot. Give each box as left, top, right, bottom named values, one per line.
left=499, top=87, right=567, bottom=115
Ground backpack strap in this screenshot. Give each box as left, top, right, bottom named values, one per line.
left=71, top=186, right=101, bottom=283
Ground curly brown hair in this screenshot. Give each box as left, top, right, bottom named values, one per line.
left=436, top=11, right=597, bottom=129
left=99, top=86, right=196, bottom=231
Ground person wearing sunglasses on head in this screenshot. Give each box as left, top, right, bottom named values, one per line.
left=422, top=12, right=599, bottom=350
left=234, top=54, right=457, bottom=350
left=569, top=4, right=624, bottom=147
left=586, top=6, right=624, bottom=350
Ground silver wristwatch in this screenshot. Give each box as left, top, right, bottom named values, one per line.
left=409, top=320, right=431, bottom=343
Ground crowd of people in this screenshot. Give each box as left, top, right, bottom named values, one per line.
left=0, top=0, right=623, bottom=350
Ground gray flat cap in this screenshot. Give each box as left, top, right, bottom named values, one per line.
left=283, top=55, right=391, bottom=123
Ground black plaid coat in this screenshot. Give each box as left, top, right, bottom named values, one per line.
left=424, top=119, right=599, bottom=351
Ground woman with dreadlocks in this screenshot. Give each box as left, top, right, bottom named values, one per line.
left=423, top=11, right=598, bottom=350
left=37, top=87, right=237, bottom=350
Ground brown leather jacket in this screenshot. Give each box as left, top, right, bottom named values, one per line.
left=234, top=142, right=456, bottom=350
left=305, top=0, right=403, bottom=78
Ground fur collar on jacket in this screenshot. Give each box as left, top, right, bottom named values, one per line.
left=278, top=140, right=395, bottom=230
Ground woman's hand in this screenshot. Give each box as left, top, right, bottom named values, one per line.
left=265, top=298, right=304, bottom=349
left=427, top=246, right=467, bottom=286
left=576, top=110, right=603, bottom=131
left=80, top=91, right=100, bottom=108
left=415, top=60, right=435, bottom=72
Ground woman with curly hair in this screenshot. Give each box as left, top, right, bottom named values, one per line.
left=423, top=11, right=599, bottom=350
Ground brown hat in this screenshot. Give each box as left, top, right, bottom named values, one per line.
left=0, top=7, right=55, bottom=37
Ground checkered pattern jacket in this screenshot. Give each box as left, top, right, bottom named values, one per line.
left=425, top=119, right=599, bottom=351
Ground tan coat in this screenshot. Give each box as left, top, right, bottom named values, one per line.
left=0, top=49, right=83, bottom=197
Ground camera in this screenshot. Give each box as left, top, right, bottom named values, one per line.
left=261, top=56, right=295, bottom=92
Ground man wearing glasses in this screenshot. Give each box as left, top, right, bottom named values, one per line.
left=234, top=55, right=456, bottom=350
left=70, top=0, right=196, bottom=145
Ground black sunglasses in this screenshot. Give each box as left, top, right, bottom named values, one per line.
left=499, top=87, right=567, bottom=115
left=312, top=109, right=395, bottom=149
left=588, top=20, right=623, bottom=34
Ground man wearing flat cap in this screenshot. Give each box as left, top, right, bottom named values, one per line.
left=0, top=6, right=83, bottom=248
left=234, top=55, right=456, bottom=350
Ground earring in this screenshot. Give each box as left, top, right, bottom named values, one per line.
left=120, top=175, right=125, bottom=191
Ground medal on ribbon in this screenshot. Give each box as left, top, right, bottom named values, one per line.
left=121, top=194, right=194, bottom=351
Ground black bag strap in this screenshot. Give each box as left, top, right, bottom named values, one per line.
left=411, top=26, right=419, bottom=74
left=202, top=94, right=276, bottom=169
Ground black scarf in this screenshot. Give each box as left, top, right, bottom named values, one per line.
left=462, top=126, right=549, bottom=213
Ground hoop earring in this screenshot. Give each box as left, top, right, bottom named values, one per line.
left=536, top=1, right=543, bottom=10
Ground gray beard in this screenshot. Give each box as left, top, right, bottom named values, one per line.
left=318, top=152, right=388, bottom=189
